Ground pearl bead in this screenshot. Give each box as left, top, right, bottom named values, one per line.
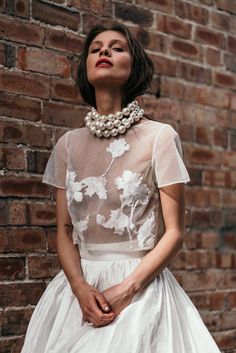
left=121, top=118, right=128, bottom=125
left=110, top=128, right=118, bottom=136
left=95, top=120, right=100, bottom=128
left=100, top=115, right=106, bottom=122
left=118, top=125, right=126, bottom=133
left=99, top=122, right=106, bottom=130
left=106, top=121, right=114, bottom=130
left=114, top=119, right=121, bottom=127
left=103, top=130, right=110, bottom=137
left=116, top=111, right=123, bottom=119
left=108, top=114, right=115, bottom=121
left=122, top=107, right=130, bottom=116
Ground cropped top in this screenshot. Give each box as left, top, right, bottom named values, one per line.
left=42, top=119, right=190, bottom=257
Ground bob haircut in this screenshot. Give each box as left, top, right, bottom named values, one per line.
left=77, top=23, right=154, bottom=109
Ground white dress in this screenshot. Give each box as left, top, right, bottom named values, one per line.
left=20, top=119, right=221, bottom=353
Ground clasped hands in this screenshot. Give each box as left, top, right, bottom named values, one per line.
left=75, top=280, right=137, bottom=328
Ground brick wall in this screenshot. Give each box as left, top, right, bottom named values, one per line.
left=0, top=0, right=236, bottom=352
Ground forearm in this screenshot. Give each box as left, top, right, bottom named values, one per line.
left=56, top=228, right=87, bottom=292
left=121, top=229, right=184, bottom=295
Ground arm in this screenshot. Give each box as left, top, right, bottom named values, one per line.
left=102, top=182, right=186, bottom=311
left=56, top=188, right=116, bottom=326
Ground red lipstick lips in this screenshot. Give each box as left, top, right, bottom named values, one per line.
left=96, top=58, right=113, bottom=67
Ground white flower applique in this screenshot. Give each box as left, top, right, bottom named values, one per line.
left=66, top=170, right=83, bottom=205
left=96, top=169, right=152, bottom=245
left=73, top=215, right=89, bottom=245
left=137, top=211, right=156, bottom=248
left=96, top=209, right=135, bottom=237
left=65, top=139, right=130, bottom=204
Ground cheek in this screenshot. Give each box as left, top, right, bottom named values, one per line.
left=117, top=55, right=132, bottom=75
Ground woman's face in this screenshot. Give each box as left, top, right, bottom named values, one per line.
left=86, top=30, right=132, bottom=90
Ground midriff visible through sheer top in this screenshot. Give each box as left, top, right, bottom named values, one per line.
left=42, top=119, right=190, bottom=256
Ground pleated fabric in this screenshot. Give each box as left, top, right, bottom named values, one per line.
left=21, top=251, right=221, bottom=353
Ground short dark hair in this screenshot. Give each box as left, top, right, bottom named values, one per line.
left=76, top=23, right=154, bottom=108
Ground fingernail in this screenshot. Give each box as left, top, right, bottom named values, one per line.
left=104, top=305, right=109, bottom=311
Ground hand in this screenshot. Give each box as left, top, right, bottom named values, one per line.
left=73, top=281, right=116, bottom=327
left=102, top=282, right=137, bottom=317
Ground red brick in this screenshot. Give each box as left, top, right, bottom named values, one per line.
left=0, top=14, right=44, bottom=45
left=50, top=77, right=84, bottom=104
left=150, top=54, right=177, bottom=76
left=189, top=292, right=209, bottom=309
left=214, top=71, right=236, bottom=90
left=196, top=86, right=229, bottom=108
left=0, top=146, right=25, bottom=170
left=169, top=37, right=202, bottom=61
left=177, top=62, right=211, bottom=84
left=45, top=27, right=83, bottom=54
left=0, top=91, right=41, bottom=122
left=8, top=200, right=28, bottom=225
left=224, top=53, right=236, bottom=73
left=115, top=3, right=153, bottom=27
left=0, top=42, right=6, bottom=66
left=220, top=310, right=236, bottom=330
left=0, top=336, right=24, bottom=353
left=174, top=0, right=209, bottom=25
left=28, top=255, right=60, bottom=279
left=191, top=210, right=210, bottom=229
left=156, top=14, right=191, bottom=39
left=17, top=47, right=71, bottom=78
left=14, top=0, right=30, bottom=18
left=32, top=0, right=80, bottom=30
left=227, top=291, right=236, bottom=309
left=210, top=10, right=231, bottom=31
left=223, top=151, right=236, bottom=168
left=29, top=201, right=56, bottom=226
left=0, top=227, right=46, bottom=253
left=230, top=130, right=236, bottom=150
left=213, top=330, right=236, bottom=351
left=0, top=257, right=25, bottom=280
left=0, top=175, right=49, bottom=198
left=209, top=292, right=225, bottom=310
left=201, top=231, right=219, bottom=250
left=67, top=0, right=108, bottom=14
left=195, top=126, right=211, bottom=144
left=186, top=145, right=221, bottom=166
left=199, top=310, right=220, bottom=331
left=215, top=252, right=233, bottom=269
left=136, top=0, right=173, bottom=13
left=47, top=228, right=57, bottom=253
left=181, top=269, right=220, bottom=291
left=27, top=150, right=50, bottom=174
left=204, top=47, right=222, bottom=66
left=42, top=101, right=87, bottom=128
left=0, top=282, right=46, bottom=307
left=215, top=0, right=236, bottom=16
left=0, top=68, right=50, bottom=99
left=0, top=200, right=7, bottom=225
left=222, top=190, right=236, bottom=209
left=0, top=308, right=33, bottom=335
left=0, top=120, right=52, bottom=147
left=213, top=129, right=228, bottom=148
left=195, top=25, right=225, bottom=49
left=132, top=27, right=167, bottom=53
left=228, top=35, right=236, bottom=54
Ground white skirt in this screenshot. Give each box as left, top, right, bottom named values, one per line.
left=21, top=249, right=221, bottom=353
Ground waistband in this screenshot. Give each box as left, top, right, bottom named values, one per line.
left=80, top=248, right=149, bottom=261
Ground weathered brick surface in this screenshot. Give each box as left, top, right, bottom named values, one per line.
left=1, top=1, right=236, bottom=352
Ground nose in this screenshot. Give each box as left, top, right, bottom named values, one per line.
left=99, top=47, right=110, bottom=57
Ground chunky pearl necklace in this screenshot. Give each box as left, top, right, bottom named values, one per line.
left=84, top=100, right=144, bottom=138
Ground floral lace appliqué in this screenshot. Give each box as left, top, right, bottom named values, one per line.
left=106, top=138, right=130, bottom=159
left=137, top=211, right=156, bottom=247
left=73, top=215, right=89, bottom=245
left=96, top=209, right=135, bottom=236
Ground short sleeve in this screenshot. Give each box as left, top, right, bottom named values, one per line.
left=151, top=124, right=190, bottom=188
left=42, top=132, right=68, bottom=189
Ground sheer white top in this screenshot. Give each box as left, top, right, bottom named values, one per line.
left=42, top=119, right=190, bottom=256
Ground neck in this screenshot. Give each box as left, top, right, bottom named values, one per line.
left=95, top=88, right=123, bottom=115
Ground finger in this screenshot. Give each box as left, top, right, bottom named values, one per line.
left=94, top=292, right=111, bottom=312
left=90, top=298, right=115, bottom=323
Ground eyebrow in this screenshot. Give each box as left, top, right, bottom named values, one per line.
left=90, top=39, right=128, bottom=46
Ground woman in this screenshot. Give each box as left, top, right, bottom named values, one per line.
left=21, top=23, right=221, bottom=353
